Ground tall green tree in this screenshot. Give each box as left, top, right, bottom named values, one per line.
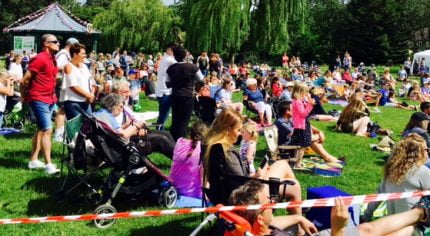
left=183, top=0, right=250, bottom=60
left=73, top=0, right=112, bottom=21
left=93, top=0, right=177, bottom=53
left=250, top=0, right=307, bottom=56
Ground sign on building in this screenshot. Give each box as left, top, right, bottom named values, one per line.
left=14, top=36, right=35, bottom=54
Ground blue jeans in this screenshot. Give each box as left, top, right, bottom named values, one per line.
left=156, top=94, right=171, bottom=128
left=29, top=101, right=54, bottom=131
left=64, top=101, right=92, bottom=120
left=0, top=112, right=3, bottom=128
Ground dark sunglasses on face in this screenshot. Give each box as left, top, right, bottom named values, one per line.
left=47, top=40, right=59, bottom=44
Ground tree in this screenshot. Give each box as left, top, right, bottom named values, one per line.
left=93, top=0, right=177, bottom=53
left=73, top=0, right=112, bottom=21
left=183, top=0, right=250, bottom=60
left=250, top=0, right=307, bottom=56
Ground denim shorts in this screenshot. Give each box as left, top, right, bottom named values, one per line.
left=29, top=101, right=54, bottom=131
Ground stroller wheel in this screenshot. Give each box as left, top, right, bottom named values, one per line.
left=93, top=204, right=117, bottom=229
left=13, top=122, right=23, bottom=130
left=159, top=186, right=178, bottom=209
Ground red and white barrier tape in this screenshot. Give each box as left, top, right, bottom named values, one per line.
left=1, top=190, right=430, bottom=225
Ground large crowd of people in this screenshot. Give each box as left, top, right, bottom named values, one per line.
left=3, top=34, right=430, bottom=235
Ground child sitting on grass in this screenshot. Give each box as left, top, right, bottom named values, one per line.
left=169, top=121, right=208, bottom=198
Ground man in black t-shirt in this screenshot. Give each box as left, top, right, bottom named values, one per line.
left=167, top=46, right=204, bottom=140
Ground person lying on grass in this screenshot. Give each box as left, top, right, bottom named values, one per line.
left=230, top=179, right=430, bottom=236
left=275, top=101, right=345, bottom=166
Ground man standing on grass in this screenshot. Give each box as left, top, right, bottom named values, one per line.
left=21, top=34, right=60, bottom=175
left=155, top=43, right=176, bottom=128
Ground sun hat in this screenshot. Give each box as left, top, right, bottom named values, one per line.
left=246, top=78, right=257, bottom=86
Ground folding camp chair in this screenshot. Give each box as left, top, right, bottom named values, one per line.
left=263, top=125, right=300, bottom=166
left=57, top=114, right=107, bottom=201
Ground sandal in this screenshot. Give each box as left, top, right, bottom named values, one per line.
left=413, top=196, right=430, bottom=227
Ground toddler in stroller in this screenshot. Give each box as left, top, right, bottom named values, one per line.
left=2, top=94, right=29, bottom=129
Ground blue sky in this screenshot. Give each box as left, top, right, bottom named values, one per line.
left=76, top=0, right=175, bottom=5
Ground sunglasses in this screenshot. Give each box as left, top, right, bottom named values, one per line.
left=47, top=40, right=59, bottom=44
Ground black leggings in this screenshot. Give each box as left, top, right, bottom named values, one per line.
left=170, top=95, right=194, bottom=141
left=133, top=130, right=175, bottom=159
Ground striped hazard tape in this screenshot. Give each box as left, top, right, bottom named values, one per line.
left=1, top=190, right=430, bottom=225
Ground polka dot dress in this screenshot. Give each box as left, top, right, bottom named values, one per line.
left=290, top=118, right=312, bottom=147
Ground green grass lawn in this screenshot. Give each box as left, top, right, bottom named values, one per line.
left=0, top=69, right=418, bottom=235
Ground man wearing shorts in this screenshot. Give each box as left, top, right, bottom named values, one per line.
left=21, top=34, right=60, bottom=175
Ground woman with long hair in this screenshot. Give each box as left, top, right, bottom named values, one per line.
left=337, top=93, right=370, bottom=136
left=363, top=134, right=430, bottom=222
left=204, top=109, right=301, bottom=214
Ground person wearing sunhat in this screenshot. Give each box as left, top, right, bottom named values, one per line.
left=279, top=81, right=294, bottom=102
left=243, top=78, right=272, bottom=126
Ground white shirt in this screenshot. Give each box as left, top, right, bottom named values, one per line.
left=8, top=63, right=23, bottom=81
left=155, top=53, right=176, bottom=97
left=56, top=49, right=71, bottom=71
left=56, top=49, right=71, bottom=102
left=0, top=83, right=6, bottom=112
left=64, top=63, right=93, bottom=102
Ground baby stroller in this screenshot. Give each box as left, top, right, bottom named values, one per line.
left=65, top=112, right=178, bottom=228
left=2, top=95, right=29, bottom=130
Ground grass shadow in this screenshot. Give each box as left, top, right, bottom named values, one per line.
left=129, top=215, right=200, bottom=235
left=0, top=156, right=26, bottom=169
left=3, top=132, right=34, bottom=140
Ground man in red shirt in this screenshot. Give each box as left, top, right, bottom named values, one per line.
left=21, top=34, right=60, bottom=175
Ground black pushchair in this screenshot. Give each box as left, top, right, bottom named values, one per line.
left=59, top=112, right=178, bottom=228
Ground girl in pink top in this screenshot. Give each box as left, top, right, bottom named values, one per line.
left=169, top=122, right=207, bottom=198
left=290, top=83, right=315, bottom=168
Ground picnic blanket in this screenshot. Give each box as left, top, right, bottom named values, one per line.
left=328, top=99, right=348, bottom=107
left=0, top=128, right=21, bottom=136
left=133, top=111, right=160, bottom=122
left=300, top=156, right=344, bottom=177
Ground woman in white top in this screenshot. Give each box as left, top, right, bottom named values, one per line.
left=63, top=44, right=95, bottom=120
left=8, top=54, right=23, bottom=81
left=0, top=70, right=14, bottom=128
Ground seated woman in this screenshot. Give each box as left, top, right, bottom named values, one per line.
left=336, top=93, right=371, bottom=137
left=204, top=109, right=301, bottom=214
left=275, top=101, right=344, bottom=165
left=409, top=81, right=426, bottom=102
left=243, top=78, right=272, bottom=126
left=375, top=83, right=417, bottom=110
left=403, top=112, right=430, bottom=149
left=214, top=78, right=243, bottom=113
left=95, top=93, right=175, bottom=158
left=363, top=134, right=430, bottom=226
left=309, top=87, right=337, bottom=122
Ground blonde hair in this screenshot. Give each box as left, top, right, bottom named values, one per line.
left=338, top=93, right=368, bottom=123
left=204, top=109, right=243, bottom=179
left=0, top=69, right=10, bottom=85
left=242, top=122, right=258, bottom=142
left=291, top=82, right=308, bottom=100
left=384, top=134, right=428, bottom=184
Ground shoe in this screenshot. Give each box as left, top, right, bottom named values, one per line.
left=28, top=160, right=46, bottom=169
left=45, top=163, right=60, bottom=175
left=401, top=101, right=409, bottom=107
left=413, top=195, right=430, bottom=227
left=373, top=108, right=381, bottom=113
left=53, top=132, right=64, bottom=142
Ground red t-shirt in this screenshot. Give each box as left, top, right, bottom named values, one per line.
left=26, top=51, right=58, bottom=104
left=239, top=66, right=248, bottom=75
left=272, top=83, right=283, bottom=97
